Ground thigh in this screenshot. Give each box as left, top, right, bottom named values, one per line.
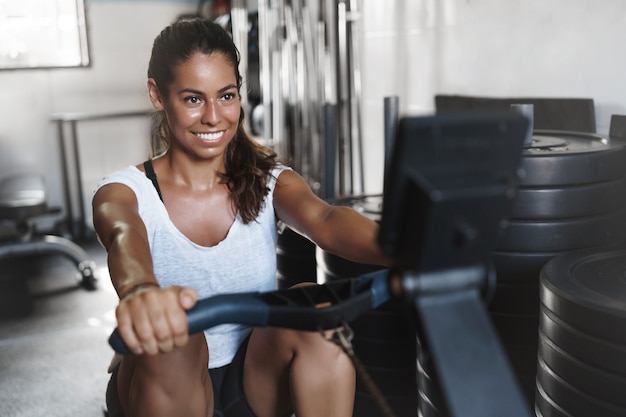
left=116, top=333, right=213, bottom=417
left=106, top=361, right=126, bottom=417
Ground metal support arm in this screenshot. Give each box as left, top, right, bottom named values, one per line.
left=402, top=269, right=532, bottom=417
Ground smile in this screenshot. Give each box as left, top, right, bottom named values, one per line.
left=194, top=131, right=224, bottom=142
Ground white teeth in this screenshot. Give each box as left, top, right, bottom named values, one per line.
left=196, top=131, right=224, bottom=141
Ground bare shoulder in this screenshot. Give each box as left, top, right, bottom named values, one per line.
left=93, top=182, right=138, bottom=209
left=273, top=169, right=320, bottom=202
left=274, top=168, right=303, bottom=186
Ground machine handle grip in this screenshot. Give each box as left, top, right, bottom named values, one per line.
left=109, top=270, right=390, bottom=354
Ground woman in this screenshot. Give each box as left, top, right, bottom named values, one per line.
left=93, top=18, right=390, bottom=417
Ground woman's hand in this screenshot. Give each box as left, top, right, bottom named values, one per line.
left=115, top=285, right=198, bottom=355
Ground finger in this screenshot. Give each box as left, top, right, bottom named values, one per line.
left=116, top=305, right=144, bottom=355
left=178, top=286, right=198, bottom=310
left=151, top=306, right=175, bottom=353
left=132, top=299, right=161, bottom=355
left=151, top=288, right=189, bottom=353
left=168, top=300, right=190, bottom=349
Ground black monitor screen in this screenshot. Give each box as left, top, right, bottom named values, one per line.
left=377, top=111, right=529, bottom=271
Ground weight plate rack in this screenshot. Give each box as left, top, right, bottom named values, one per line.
left=490, top=131, right=626, bottom=408
left=537, top=248, right=626, bottom=416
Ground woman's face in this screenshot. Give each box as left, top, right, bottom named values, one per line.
left=149, top=52, right=241, bottom=161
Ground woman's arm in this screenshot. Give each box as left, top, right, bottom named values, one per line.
left=273, top=170, right=393, bottom=267
left=93, top=183, right=196, bottom=355
left=93, top=183, right=156, bottom=297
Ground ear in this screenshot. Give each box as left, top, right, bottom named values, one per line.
left=147, top=78, right=165, bottom=111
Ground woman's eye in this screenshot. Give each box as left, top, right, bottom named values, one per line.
left=221, top=92, right=237, bottom=101
left=185, top=96, right=201, bottom=104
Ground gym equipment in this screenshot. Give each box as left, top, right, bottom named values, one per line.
left=434, top=95, right=596, bottom=133
left=609, top=114, right=626, bottom=140
left=538, top=248, right=626, bottom=416
left=378, top=112, right=531, bottom=417
left=316, top=194, right=417, bottom=417
left=110, top=269, right=391, bottom=355
left=109, top=111, right=533, bottom=417
left=490, top=129, right=626, bottom=405
left=0, top=173, right=96, bottom=290
left=275, top=224, right=317, bottom=289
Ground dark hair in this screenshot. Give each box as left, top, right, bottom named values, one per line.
left=148, top=18, right=277, bottom=224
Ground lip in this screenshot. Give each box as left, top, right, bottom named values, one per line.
left=193, top=131, right=225, bottom=142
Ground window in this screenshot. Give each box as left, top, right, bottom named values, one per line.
left=0, top=0, right=90, bottom=70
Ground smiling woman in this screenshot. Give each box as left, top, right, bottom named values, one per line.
left=147, top=53, right=242, bottom=165
left=92, top=17, right=390, bottom=417
left=0, top=0, right=90, bottom=70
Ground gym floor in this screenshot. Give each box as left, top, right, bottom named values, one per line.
left=0, top=238, right=116, bottom=417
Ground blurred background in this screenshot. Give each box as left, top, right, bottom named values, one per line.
left=2, top=1, right=626, bottom=416
left=1, top=0, right=625, bottom=238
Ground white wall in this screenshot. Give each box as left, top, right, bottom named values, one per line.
left=2, top=0, right=626, bottom=232
left=360, top=0, right=626, bottom=193
left=0, top=1, right=196, bottom=233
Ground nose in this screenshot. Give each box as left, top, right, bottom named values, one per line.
left=201, top=100, right=220, bottom=125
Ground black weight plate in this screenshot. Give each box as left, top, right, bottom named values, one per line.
left=500, top=343, right=539, bottom=376
left=418, top=388, right=447, bottom=417
left=510, top=177, right=626, bottom=220
left=538, top=331, right=626, bottom=407
left=540, top=248, right=626, bottom=345
left=316, top=247, right=385, bottom=277
left=539, top=306, right=626, bottom=375
left=418, top=389, right=448, bottom=417
left=417, top=352, right=444, bottom=405
left=275, top=273, right=316, bottom=290
left=490, top=311, right=539, bottom=346
left=276, top=226, right=315, bottom=255
left=355, top=365, right=417, bottom=396
left=352, top=337, right=418, bottom=369
left=316, top=267, right=342, bottom=283
left=536, top=356, right=626, bottom=417
left=514, top=372, right=537, bottom=408
left=535, top=379, right=574, bottom=417
left=493, top=250, right=564, bottom=284
left=417, top=376, right=444, bottom=409
left=349, top=309, right=416, bottom=341
left=497, top=211, right=626, bottom=252
left=501, top=347, right=539, bottom=408
left=276, top=254, right=316, bottom=280
left=519, top=131, right=626, bottom=186
left=354, top=391, right=418, bottom=417
left=487, top=282, right=540, bottom=315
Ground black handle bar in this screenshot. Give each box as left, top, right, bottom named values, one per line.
left=109, top=269, right=391, bottom=354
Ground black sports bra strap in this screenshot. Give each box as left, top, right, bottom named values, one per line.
left=143, top=160, right=164, bottom=202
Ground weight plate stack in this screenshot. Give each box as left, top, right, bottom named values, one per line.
left=416, top=338, right=448, bottom=417
left=317, top=195, right=418, bottom=417
left=490, top=131, right=626, bottom=406
left=537, top=248, right=626, bottom=416
left=276, top=225, right=317, bottom=289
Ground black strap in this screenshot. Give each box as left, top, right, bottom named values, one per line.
left=143, top=160, right=163, bottom=202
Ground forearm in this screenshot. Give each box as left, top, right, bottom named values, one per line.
left=93, top=185, right=159, bottom=299
left=105, top=224, right=159, bottom=299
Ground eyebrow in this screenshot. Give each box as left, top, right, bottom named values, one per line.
left=178, top=85, right=238, bottom=96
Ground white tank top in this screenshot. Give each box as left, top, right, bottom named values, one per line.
left=96, top=164, right=289, bottom=368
